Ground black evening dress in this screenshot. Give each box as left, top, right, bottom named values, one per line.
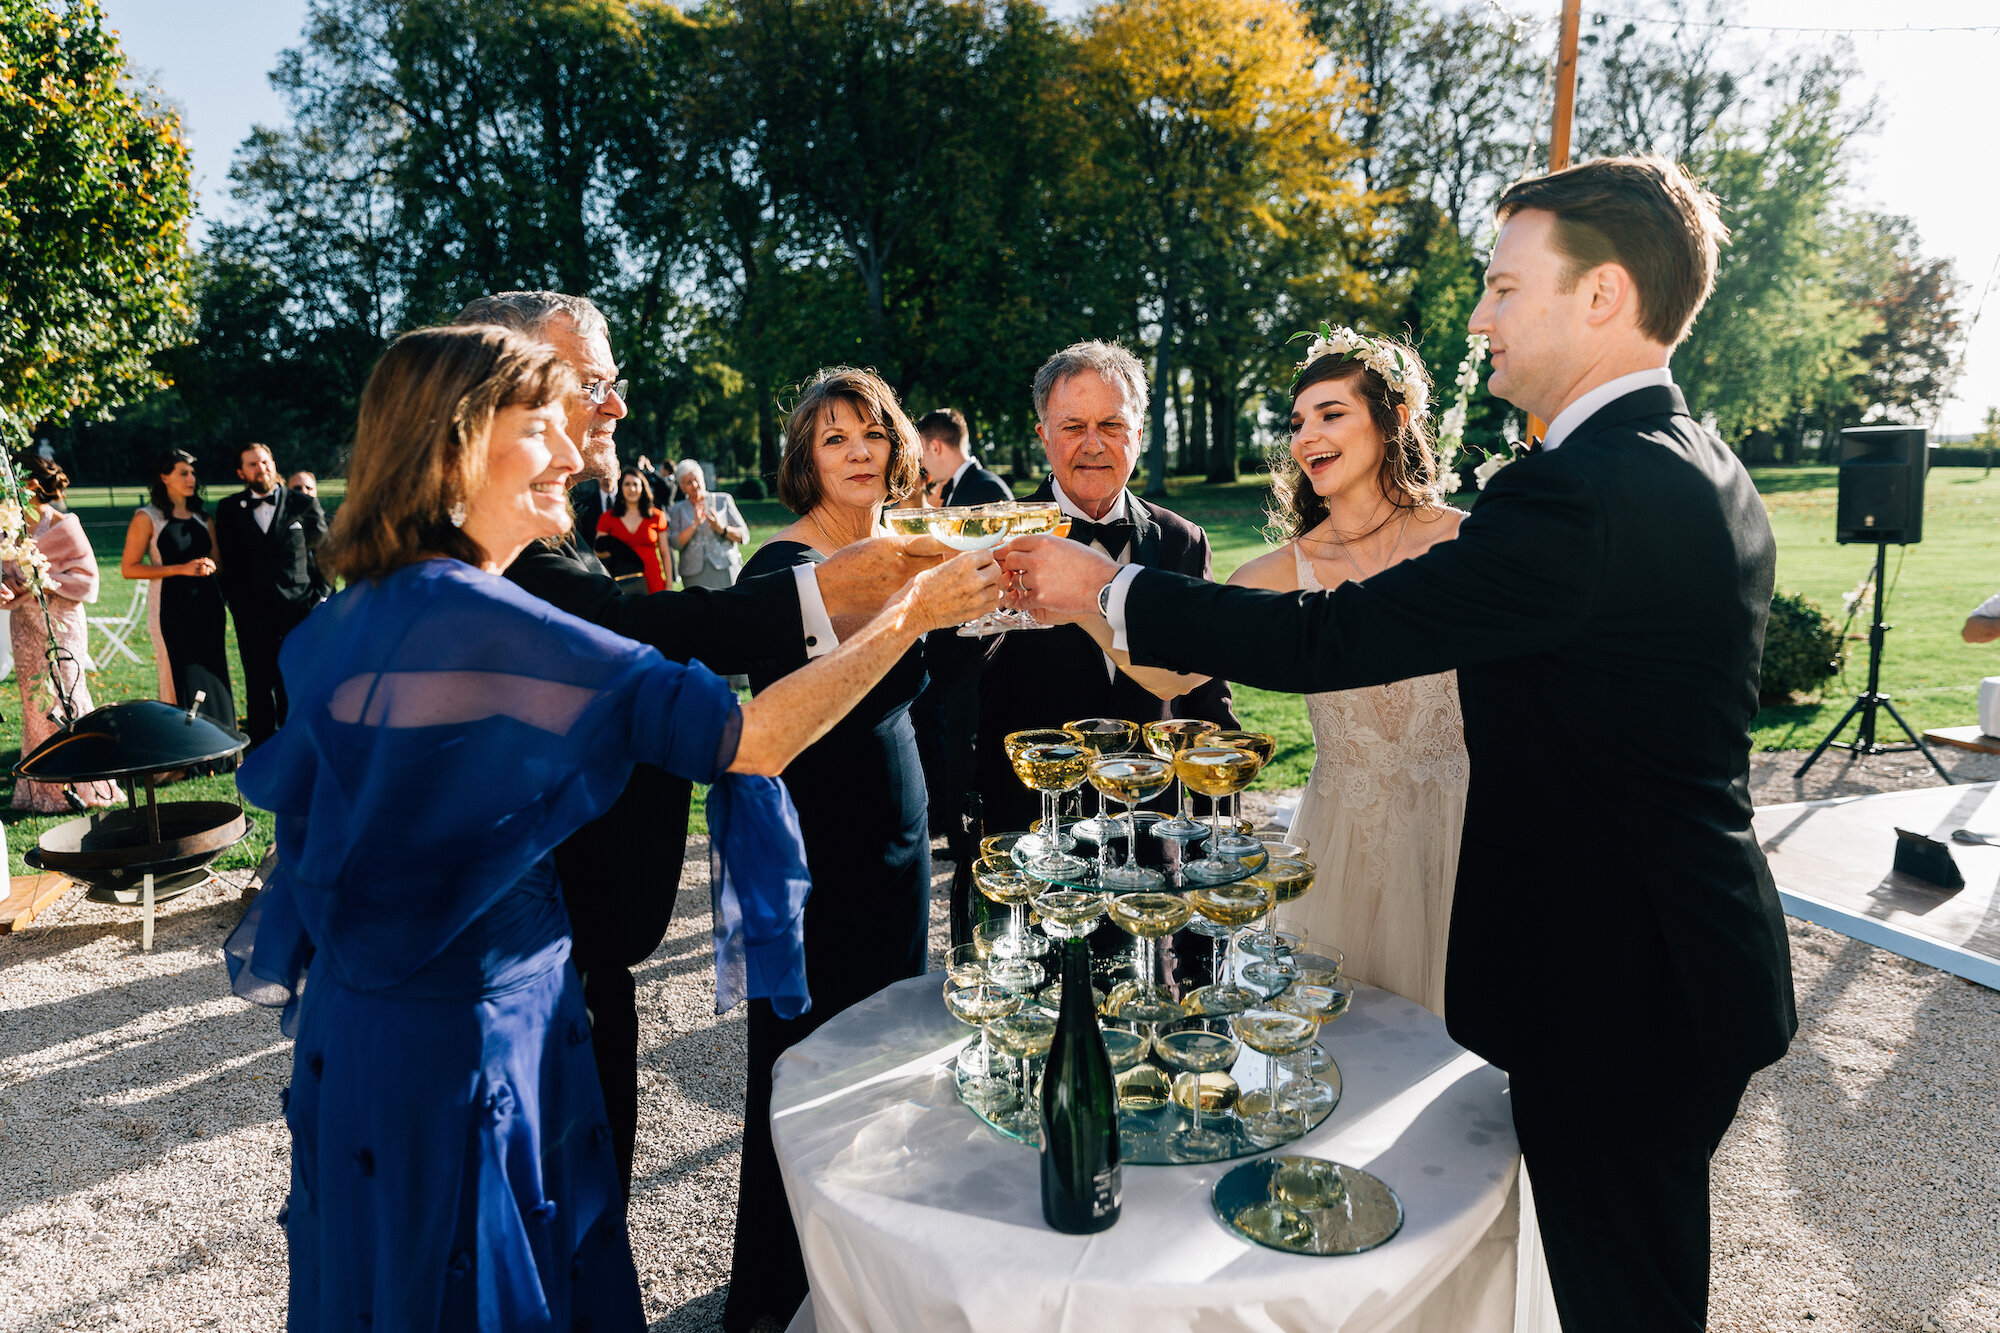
left=723, top=539, right=931, bottom=1333
left=147, top=506, right=238, bottom=730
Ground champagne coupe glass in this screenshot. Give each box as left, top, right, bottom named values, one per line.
left=928, top=503, right=1021, bottom=636
left=944, top=944, right=1024, bottom=1110
left=1063, top=717, right=1140, bottom=847
left=882, top=506, right=934, bottom=537
left=1237, top=855, right=1317, bottom=974
left=1098, top=1017, right=1156, bottom=1126
left=984, top=1006, right=1058, bottom=1141
left=974, top=855, right=1049, bottom=959
left=1232, top=1158, right=1346, bottom=1248
left=1032, top=887, right=1105, bottom=1009
left=1179, top=879, right=1273, bottom=1016
left=1231, top=1007, right=1322, bottom=1146
left=1153, top=1016, right=1241, bottom=1162
left=1011, top=742, right=1093, bottom=879
left=1249, top=831, right=1310, bottom=863
left=1087, top=755, right=1173, bottom=890
left=1141, top=720, right=1216, bottom=839
left=1105, top=891, right=1193, bottom=1024
left=1175, top=746, right=1263, bottom=884
left=1002, top=728, right=1083, bottom=856
left=988, top=501, right=1065, bottom=631
left=1204, top=730, right=1275, bottom=858
left=1272, top=947, right=1349, bottom=1106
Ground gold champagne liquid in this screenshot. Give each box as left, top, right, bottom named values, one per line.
left=1053, top=517, right=1073, bottom=538
left=1173, top=746, right=1260, bottom=798
left=1099, top=1026, right=1149, bottom=1071
left=1142, top=719, right=1215, bottom=761
left=1275, top=983, right=1349, bottom=1023
left=929, top=508, right=1015, bottom=547
left=945, top=983, right=1024, bottom=1026
left=882, top=508, right=932, bottom=537
left=1153, top=1029, right=1239, bottom=1074
left=1088, top=756, right=1171, bottom=804
left=1170, top=1071, right=1240, bottom=1115
left=1014, top=744, right=1091, bottom=793
left=1106, top=892, right=1192, bottom=939
left=1115, top=1063, right=1170, bottom=1111
left=1035, top=890, right=1106, bottom=931
left=1004, top=727, right=1082, bottom=761
left=1002, top=502, right=1064, bottom=536
left=1255, top=856, right=1317, bottom=903
left=1231, top=1010, right=1320, bottom=1056
left=1188, top=883, right=1272, bottom=928
left=1207, top=729, right=1276, bottom=767
left=1043, top=980, right=1108, bottom=1014
left=1271, top=1158, right=1347, bottom=1209
left=984, top=1011, right=1057, bottom=1060
left=945, top=959, right=986, bottom=988
left=974, top=867, right=1038, bottom=906
left=1064, top=717, right=1140, bottom=756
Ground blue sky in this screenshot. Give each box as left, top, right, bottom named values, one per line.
left=99, top=0, right=2000, bottom=434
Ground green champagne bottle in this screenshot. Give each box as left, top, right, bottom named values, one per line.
left=1040, top=936, right=1121, bottom=1233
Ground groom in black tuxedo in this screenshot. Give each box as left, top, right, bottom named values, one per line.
left=1004, top=158, right=1796, bottom=1332
left=215, top=442, right=327, bottom=746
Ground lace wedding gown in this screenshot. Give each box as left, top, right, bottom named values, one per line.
left=1283, top=544, right=1468, bottom=1016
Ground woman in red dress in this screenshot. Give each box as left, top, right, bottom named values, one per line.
left=594, top=467, right=672, bottom=593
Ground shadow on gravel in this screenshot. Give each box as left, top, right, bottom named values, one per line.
left=651, top=1285, right=729, bottom=1333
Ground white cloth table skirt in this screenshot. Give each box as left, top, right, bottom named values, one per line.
left=772, top=974, right=1550, bottom=1333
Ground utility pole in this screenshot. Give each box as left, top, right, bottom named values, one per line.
left=1527, top=0, right=1584, bottom=446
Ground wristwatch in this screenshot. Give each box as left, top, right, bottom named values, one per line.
left=1097, top=578, right=1116, bottom=619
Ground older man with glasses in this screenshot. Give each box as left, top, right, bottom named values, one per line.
left=454, top=290, right=951, bottom=1200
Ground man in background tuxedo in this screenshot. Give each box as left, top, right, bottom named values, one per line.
left=919, top=408, right=1009, bottom=508
left=972, top=341, right=1235, bottom=838
left=456, top=290, right=945, bottom=1196
left=215, top=442, right=327, bottom=746
left=1005, top=159, right=1796, bottom=1333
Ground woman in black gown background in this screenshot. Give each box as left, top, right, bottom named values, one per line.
left=724, top=367, right=932, bottom=1333
left=120, top=449, right=238, bottom=731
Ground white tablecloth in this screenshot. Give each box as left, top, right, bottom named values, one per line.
left=771, top=974, right=1554, bottom=1333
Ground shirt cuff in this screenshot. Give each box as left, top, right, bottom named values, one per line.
left=1104, top=563, right=1143, bottom=653
left=796, top=564, right=837, bottom=658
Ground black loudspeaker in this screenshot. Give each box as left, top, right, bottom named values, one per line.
left=1836, top=425, right=1929, bottom=544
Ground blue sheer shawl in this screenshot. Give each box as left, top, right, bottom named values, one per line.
left=224, top=559, right=812, bottom=1028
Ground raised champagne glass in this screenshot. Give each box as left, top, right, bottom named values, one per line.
left=882, top=506, right=934, bottom=537
left=985, top=1006, right=1059, bottom=1141
left=1175, top=746, right=1263, bottom=884
left=1153, top=1016, right=1241, bottom=1162
left=1141, top=720, right=1216, bottom=840
left=974, top=854, right=1049, bottom=959
left=989, top=502, right=1064, bottom=632
left=944, top=944, right=1023, bottom=1110
left=1011, top=741, right=1093, bottom=879
left=1063, top=717, right=1140, bottom=847
left=1231, top=1007, right=1322, bottom=1147
left=1003, top=728, right=1083, bottom=857
left=1204, top=730, right=1275, bottom=858
left=1105, top=890, right=1192, bottom=1025
left=1179, top=878, right=1273, bottom=1016
left=1086, top=755, right=1172, bottom=890
left=929, top=503, right=1021, bottom=636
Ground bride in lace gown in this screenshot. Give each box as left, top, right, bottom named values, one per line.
left=1227, top=332, right=1466, bottom=1015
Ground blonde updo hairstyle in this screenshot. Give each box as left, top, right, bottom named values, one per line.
left=1267, top=335, right=1443, bottom=542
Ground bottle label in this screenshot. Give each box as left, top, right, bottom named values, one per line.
left=1091, top=1164, right=1121, bottom=1219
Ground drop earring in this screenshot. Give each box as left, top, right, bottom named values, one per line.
left=448, top=500, right=466, bottom=528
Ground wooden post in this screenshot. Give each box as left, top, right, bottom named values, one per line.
left=1527, top=0, right=1585, bottom=445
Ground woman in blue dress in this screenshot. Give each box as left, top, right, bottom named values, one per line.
left=225, top=325, right=1001, bottom=1332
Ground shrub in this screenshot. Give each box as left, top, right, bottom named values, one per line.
left=1760, top=590, right=1844, bottom=704
left=735, top=475, right=767, bottom=501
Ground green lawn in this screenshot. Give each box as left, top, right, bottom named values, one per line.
left=7, top=468, right=1987, bottom=873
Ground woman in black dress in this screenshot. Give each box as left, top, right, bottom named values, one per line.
left=120, top=449, right=237, bottom=730
left=724, top=367, right=932, bottom=1333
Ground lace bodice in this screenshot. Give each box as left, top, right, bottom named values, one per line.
left=1295, top=543, right=1470, bottom=811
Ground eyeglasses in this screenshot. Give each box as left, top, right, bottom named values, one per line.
left=581, top=378, right=629, bottom=406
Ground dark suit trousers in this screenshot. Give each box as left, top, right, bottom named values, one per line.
left=577, top=962, right=642, bottom=1195
left=235, top=601, right=310, bottom=745
left=1510, top=1059, right=1751, bottom=1333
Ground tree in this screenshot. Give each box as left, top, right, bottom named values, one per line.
left=1819, top=211, right=1964, bottom=435
left=0, top=0, right=195, bottom=431
left=1071, top=0, right=1374, bottom=492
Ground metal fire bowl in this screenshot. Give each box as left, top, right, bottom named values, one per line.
left=30, top=802, right=251, bottom=897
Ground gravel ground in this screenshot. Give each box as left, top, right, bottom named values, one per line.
left=1, top=746, right=1996, bottom=1332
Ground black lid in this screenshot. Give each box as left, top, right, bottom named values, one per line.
left=14, top=700, right=249, bottom=782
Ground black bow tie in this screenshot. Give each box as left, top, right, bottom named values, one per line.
left=249, top=492, right=276, bottom=506
left=1067, top=515, right=1137, bottom=562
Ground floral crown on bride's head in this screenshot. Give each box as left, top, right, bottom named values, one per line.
left=1287, top=322, right=1430, bottom=419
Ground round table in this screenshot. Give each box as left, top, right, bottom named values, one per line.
left=771, top=974, right=1551, bottom=1333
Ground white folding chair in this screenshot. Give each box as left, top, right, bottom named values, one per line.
left=89, top=580, right=149, bottom=667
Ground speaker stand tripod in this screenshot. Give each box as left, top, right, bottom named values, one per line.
left=1794, top=542, right=1952, bottom=784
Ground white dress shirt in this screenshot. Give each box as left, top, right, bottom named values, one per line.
left=1052, top=477, right=1133, bottom=675
left=1540, top=366, right=1675, bottom=451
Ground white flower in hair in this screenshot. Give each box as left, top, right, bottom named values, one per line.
left=1473, top=453, right=1511, bottom=489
